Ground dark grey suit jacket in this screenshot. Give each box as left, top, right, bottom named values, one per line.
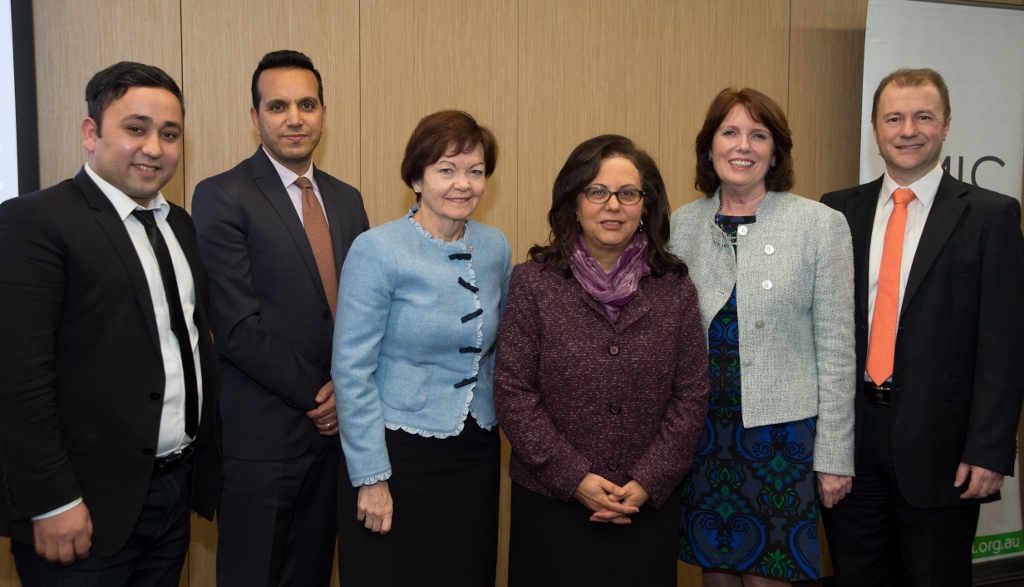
left=822, top=173, right=1024, bottom=508
left=0, top=169, right=222, bottom=555
left=191, top=147, right=369, bottom=461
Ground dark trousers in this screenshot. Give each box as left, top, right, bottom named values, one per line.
left=11, top=463, right=192, bottom=587
left=217, top=434, right=339, bottom=587
left=822, top=402, right=979, bottom=587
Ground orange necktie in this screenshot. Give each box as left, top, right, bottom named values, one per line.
left=295, top=177, right=338, bottom=319
left=866, top=187, right=916, bottom=386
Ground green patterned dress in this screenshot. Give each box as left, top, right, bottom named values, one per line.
left=678, top=215, right=820, bottom=580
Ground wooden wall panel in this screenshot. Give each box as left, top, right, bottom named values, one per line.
left=32, top=0, right=184, bottom=203
left=358, top=0, right=519, bottom=239
left=658, top=0, right=792, bottom=212
left=180, top=0, right=361, bottom=211
left=788, top=0, right=869, bottom=201
left=518, top=0, right=664, bottom=263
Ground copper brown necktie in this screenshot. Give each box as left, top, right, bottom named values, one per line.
left=294, top=177, right=338, bottom=318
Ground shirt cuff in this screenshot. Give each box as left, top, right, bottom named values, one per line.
left=31, top=498, right=83, bottom=521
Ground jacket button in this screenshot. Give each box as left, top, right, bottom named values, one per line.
left=609, top=345, right=620, bottom=356
left=607, top=460, right=619, bottom=471
left=742, top=359, right=752, bottom=367
left=609, top=403, right=621, bottom=415
left=754, top=320, right=765, bottom=329
left=764, top=244, right=774, bottom=254
left=143, top=448, right=155, bottom=456
left=762, top=280, right=773, bottom=290
left=738, top=225, right=748, bottom=236
left=150, top=392, right=161, bottom=401
left=322, top=310, right=331, bottom=320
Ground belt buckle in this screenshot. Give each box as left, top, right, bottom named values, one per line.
left=873, top=384, right=891, bottom=405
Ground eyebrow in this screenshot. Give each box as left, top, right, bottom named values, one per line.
left=120, top=114, right=182, bottom=131
left=264, top=97, right=320, bottom=107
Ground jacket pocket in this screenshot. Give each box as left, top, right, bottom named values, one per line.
left=380, top=362, right=431, bottom=412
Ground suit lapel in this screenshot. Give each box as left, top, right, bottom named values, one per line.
left=902, top=173, right=967, bottom=313
left=73, top=170, right=162, bottom=352
left=845, top=177, right=883, bottom=320
left=249, top=148, right=328, bottom=303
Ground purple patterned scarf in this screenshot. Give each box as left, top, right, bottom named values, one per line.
left=570, top=232, right=651, bottom=323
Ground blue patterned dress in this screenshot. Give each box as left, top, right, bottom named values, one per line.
left=678, top=215, right=820, bottom=580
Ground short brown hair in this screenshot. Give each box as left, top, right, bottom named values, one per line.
left=870, top=68, right=950, bottom=125
left=400, top=110, right=498, bottom=195
left=528, top=134, right=686, bottom=277
left=694, top=88, right=794, bottom=196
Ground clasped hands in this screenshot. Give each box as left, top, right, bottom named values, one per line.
left=306, top=381, right=339, bottom=436
left=572, top=473, right=648, bottom=525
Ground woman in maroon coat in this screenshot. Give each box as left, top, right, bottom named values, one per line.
left=494, top=135, right=709, bottom=586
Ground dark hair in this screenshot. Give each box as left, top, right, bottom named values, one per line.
left=85, top=62, right=183, bottom=137
left=251, top=50, right=324, bottom=110
left=871, top=67, right=950, bottom=125
left=694, top=87, right=794, bottom=196
left=528, top=134, right=687, bottom=277
left=401, top=110, right=498, bottom=199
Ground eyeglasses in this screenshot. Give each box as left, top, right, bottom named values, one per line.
left=580, top=186, right=646, bottom=206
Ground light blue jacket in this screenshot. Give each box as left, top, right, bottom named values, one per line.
left=332, top=209, right=512, bottom=486
left=669, top=191, right=856, bottom=475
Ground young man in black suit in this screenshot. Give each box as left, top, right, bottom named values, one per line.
left=191, top=50, right=369, bottom=586
left=821, top=68, right=1024, bottom=586
left=0, top=61, right=220, bottom=586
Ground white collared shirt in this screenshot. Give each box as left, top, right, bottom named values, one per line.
left=84, top=164, right=203, bottom=456
left=866, top=163, right=944, bottom=343
left=262, top=146, right=328, bottom=226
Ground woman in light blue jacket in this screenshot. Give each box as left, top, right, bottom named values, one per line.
left=331, top=110, right=511, bottom=586
left=670, top=88, right=855, bottom=586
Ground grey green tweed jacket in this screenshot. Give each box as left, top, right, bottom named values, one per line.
left=669, top=190, right=856, bottom=476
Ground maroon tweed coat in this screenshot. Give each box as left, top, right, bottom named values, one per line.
left=493, top=259, right=710, bottom=508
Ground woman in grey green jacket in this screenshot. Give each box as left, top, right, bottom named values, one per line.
left=669, top=87, right=855, bottom=586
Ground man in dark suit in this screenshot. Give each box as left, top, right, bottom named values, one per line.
left=191, top=50, right=368, bottom=586
left=0, top=62, right=220, bottom=586
left=821, top=68, right=1024, bottom=586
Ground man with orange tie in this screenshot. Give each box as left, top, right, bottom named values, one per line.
left=821, top=68, right=1024, bottom=586
left=191, top=50, right=368, bottom=586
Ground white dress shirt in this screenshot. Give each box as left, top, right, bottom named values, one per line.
left=262, top=146, right=328, bottom=226
left=866, top=163, right=944, bottom=348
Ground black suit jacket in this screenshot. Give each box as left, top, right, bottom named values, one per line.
left=190, top=147, right=369, bottom=461
left=0, top=170, right=222, bottom=556
left=822, top=173, right=1024, bottom=508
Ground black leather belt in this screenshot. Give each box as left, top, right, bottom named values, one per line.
left=863, top=382, right=891, bottom=405
left=153, top=446, right=193, bottom=476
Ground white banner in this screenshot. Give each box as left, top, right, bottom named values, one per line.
left=863, top=0, right=1024, bottom=563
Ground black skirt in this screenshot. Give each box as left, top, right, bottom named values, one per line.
left=337, top=417, right=499, bottom=587
left=508, top=481, right=682, bottom=587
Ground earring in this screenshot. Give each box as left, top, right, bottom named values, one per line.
left=638, top=219, right=645, bottom=232
left=707, top=153, right=713, bottom=162
left=770, top=161, right=776, bottom=168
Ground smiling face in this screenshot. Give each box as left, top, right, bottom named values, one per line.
left=411, top=143, right=486, bottom=240
left=81, top=86, right=183, bottom=207
left=576, top=156, right=644, bottom=271
left=710, top=103, right=775, bottom=199
left=251, top=67, right=325, bottom=174
left=872, top=82, right=950, bottom=186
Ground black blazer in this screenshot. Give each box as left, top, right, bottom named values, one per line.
left=190, top=147, right=369, bottom=461
left=822, top=173, right=1024, bottom=508
left=0, top=170, right=222, bottom=556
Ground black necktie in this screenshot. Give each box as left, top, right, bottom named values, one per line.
left=132, top=210, right=199, bottom=438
